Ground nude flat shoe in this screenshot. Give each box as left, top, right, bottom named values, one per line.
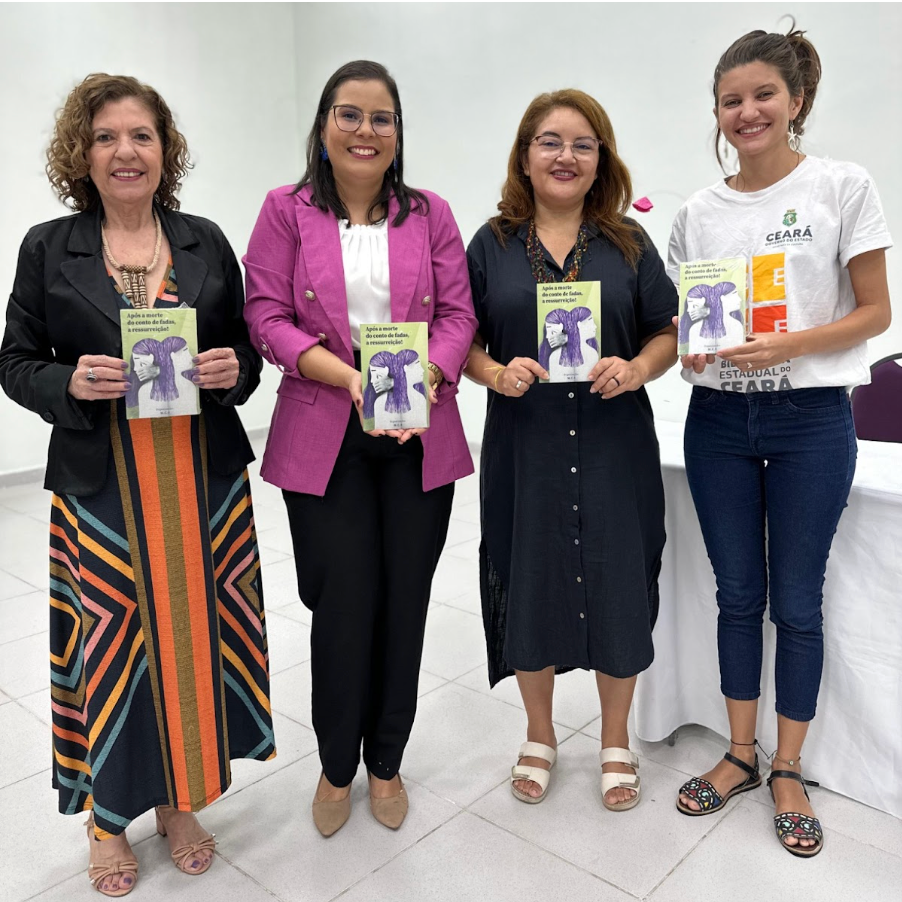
left=312, top=774, right=352, bottom=837
left=368, top=773, right=408, bottom=829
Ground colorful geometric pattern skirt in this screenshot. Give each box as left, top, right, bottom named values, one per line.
left=49, top=408, right=275, bottom=838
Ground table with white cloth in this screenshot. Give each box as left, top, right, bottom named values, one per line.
left=635, top=420, right=902, bottom=819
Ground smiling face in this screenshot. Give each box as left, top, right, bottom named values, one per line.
left=715, top=61, right=803, bottom=161
left=524, top=106, right=599, bottom=214
left=322, top=79, right=397, bottom=196
left=86, top=97, right=163, bottom=213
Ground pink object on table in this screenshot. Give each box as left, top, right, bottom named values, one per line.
left=632, top=196, right=653, bottom=212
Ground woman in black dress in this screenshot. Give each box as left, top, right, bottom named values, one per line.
left=464, top=89, right=677, bottom=810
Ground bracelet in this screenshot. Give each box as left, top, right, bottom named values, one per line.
left=485, top=364, right=505, bottom=391
left=427, top=361, right=444, bottom=387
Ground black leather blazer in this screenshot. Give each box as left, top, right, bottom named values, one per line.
left=0, top=205, right=262, bottom=495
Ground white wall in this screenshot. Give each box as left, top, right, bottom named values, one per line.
left=2, top=2, right=900, bottom=478
left=294, top=1, right=902, bottom=439
left=0, top=2, right=299, bottom=477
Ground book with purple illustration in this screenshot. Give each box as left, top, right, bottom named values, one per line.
left=120, top=307, right=199, bottom=419
left=677, top=258, right=748, bottom=356
left=360, top=322, right=430, bottom=431
left=536, top=280, right=601, bottom=383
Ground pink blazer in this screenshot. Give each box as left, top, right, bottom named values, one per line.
left=243, top=185, right=477, bottom=495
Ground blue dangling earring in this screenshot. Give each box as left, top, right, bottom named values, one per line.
left=320, top=143, right=329, bottom=162
left=393, top=155, right=398, bottom=172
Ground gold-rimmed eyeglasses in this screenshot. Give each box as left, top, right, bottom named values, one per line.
left=530, top=135, right=602, bottom=158
left=331, top=105, right=399, bottom=137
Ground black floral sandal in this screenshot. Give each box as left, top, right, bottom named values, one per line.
left=676, top=747, right=761, bottom=816
left=768, top=768, right=824, bottom=858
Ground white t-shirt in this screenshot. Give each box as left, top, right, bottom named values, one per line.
left=339, top=218, right=390, bottom=349
left=667, top=156, right=892, bottom=392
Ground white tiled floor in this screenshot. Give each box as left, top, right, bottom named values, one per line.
left=1, top=440, right=900, bottom=902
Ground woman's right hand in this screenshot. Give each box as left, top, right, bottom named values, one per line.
left=672, top=316, right=714, bottom=374
left=494, top=357, right=549, bottom=397
left=67, top=355, right=131, bottom=401
left=347, top=369, right=387, bottom=437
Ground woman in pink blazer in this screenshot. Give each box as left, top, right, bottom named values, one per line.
left=244, top=60, right=476, bottom=837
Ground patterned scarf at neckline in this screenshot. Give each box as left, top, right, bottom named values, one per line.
left=526, top=220, right=590, bottom=284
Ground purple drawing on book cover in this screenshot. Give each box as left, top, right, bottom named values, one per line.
left=538, top=306, right=599, bottom=370
left=363, top=348, right=427, bottom=419
left=125, top=336, right=194, bottom=408
left=678, top=281, right=743, bottom=345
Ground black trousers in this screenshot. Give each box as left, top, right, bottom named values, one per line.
left=283, top=410, right=454, bottom=786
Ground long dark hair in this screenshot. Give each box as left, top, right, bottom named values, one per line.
left=489, top=89, right=642, bottom=268
left=713, top=22, right=822, bottom=168
left=294, top=60, right=428, bottom=226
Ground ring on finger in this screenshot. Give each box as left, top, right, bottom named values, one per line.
left=612, top=376, right=621, bottom=387
left=86, top=367, right=97, bottom=383
left=515, top=379, right=523, bottom=390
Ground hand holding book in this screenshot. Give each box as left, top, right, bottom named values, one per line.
left=588, top=355, right=649, bottom=399
left=717, top=331, right=797, bottom=372
left=190, top=347, right=240, bottom=390
left=491, top=357, right=548, bottom=397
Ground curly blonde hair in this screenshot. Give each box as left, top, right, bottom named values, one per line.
left=490, top=89, right=642, bottom=267
left=46, top=73, right=192, bottom=211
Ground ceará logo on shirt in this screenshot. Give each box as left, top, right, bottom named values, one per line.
left=766, top=209, right=813, bottom=246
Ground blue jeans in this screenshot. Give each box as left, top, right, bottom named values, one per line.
left=683, top=386, right=856, bottom=722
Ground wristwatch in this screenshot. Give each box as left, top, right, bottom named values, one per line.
left=427, top=361, right=444, bottom=387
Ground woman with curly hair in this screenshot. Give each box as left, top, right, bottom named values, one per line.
left=0, top=73, right=273, bottom=895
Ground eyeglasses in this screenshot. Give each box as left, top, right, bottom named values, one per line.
left=530, top=135, right=602, bottom=158
left=331, top=105, right=399, bottom=137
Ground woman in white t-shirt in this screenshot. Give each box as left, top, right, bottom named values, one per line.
left=667, top=26, right=892, bottom=857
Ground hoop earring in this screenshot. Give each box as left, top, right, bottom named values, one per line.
left=788, top=121, right=801, bottom=153
left=320, top=143, right=329, bottom=162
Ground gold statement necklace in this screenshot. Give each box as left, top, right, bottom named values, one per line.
left=101, top=212, right=163, bottom=308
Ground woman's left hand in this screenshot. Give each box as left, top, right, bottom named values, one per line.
left=588, top=356, right=648, bottom=399
left=191, top=348, right=240, bottom=389
left=717, top=333, right=796, bottom=371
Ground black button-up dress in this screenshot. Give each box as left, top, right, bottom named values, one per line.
left=468, top=221, right=677, bottom=686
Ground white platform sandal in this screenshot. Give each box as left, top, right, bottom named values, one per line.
left=510, top=741, right=557, bottom=804
left=600, top=747, right=640, bottom=811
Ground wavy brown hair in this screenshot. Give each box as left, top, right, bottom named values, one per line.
left=46, top=73, right=192, bottom=212
left=489, top=89, right=642, bottom=267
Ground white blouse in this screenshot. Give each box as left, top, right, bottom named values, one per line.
left=339, top=218, right=391, bottom=349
